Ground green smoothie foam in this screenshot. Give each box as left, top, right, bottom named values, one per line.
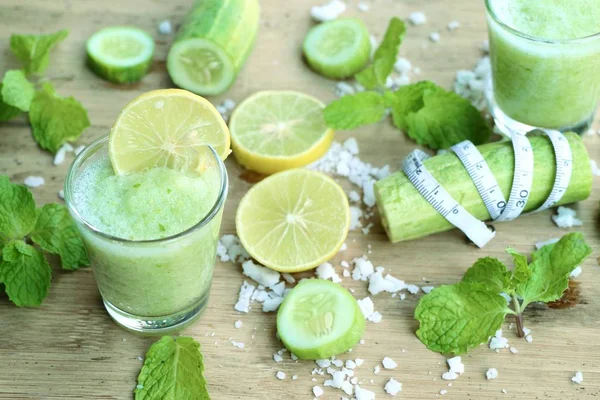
left=487, top=0, right=600, bottom=129
left=492, top=0, right=600, bottom=40
left=73, top=155, right=219, bottom=241
left=71, top=150, right=224, bottom=318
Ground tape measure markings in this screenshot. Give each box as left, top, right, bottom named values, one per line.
left=403, top=149, right=496, bottom=248
left=534, top=130, right=573, bottom=212
left=451, top=140, right=507, bottom=220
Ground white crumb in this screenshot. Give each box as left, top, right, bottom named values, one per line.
left=276, top=371, right=286, bottom=380
left=385, top=378, right=402, bottom=395
left=242, top=260, right=281, bottom=287
left=382, top=357, right=398, bottom=369
left=486, top=368, right=498, bottom=380
left=230, top=340, right=244, bottom=349
left=394, top=57, right=412, bottom=75
left=311, top=0, right=346, bottom=22
left=355, top=385, right=375, bottom=400
left=429, top=32, right=440, bottom=42
left=535, top=238, right=560, bottom=249
left=313, top=385, right=324, bottom=397
left=234, top=320, right=243, bottom=329
left=570, top=266, right=582, bottom=278
left=234, top=281, right=255, bottom=313
left=24, top=176, right=44, bottom=188
left=158, top=20, right=172, bottom=35
left=357, top=2, right=369, bottom=11
left=58, top=189, right=65, bottom=200
left=447, top=20, right=460, bottom=30
left=281, top=273, right=296, bottom=284
left=421, top=286, right=435, bottom=294
left=572, top=371, right=583, bottom=384
left=552, top=206, right=583, bottom=228
left=316, top=262, right=342, bottom=283
left=408, top=11, right=427, bottom=25
left=447, top=356, right=464, bottom=374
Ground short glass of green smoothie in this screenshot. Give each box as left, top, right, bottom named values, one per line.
left=485, top=0, right=600, bottom=134
left=65, top=135, right=228, bottom=333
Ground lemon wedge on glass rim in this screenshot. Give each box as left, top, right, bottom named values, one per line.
left=109, top=88, right=230, bottom=175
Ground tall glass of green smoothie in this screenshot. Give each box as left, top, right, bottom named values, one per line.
left=65, top=135, right=227, bottom=333
left=485, top=0, right=600, bottom=134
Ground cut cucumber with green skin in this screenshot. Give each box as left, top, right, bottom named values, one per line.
left=167, top=0, right=260, bottom=96
left=86, top=26, right=154, bottom=84
left=303, top=18, right=372, bottom=80
left=375, top=132, right=592, bottom=243
left=277, top=279, right=365, bottom=360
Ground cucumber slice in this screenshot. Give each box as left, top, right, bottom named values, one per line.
left=86, top=26, right=154, bottom=84
left=167, top=0, right=260, bottom=96
left=277, top=279, right=365, bottom=360
left=303, top=18, right=372, bottom=80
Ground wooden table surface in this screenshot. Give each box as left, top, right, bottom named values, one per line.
left=1, top=0, right=599, bottom=399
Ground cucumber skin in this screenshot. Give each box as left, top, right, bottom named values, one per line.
left=168, top=0, right=260, bottom=93
left=86, top=54, right=152, bottom=84
left=375, top=132, right=592, bottom=243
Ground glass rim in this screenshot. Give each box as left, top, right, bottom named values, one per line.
left=64, top=134, right=228, bottom=244
left=485, top=0, right=600, bottom=44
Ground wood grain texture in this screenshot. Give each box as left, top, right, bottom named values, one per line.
left=0, top=0, right=599, bottom=399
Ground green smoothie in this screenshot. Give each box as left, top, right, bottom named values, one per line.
left=487, top=0, right=600, bottom=129
left=68, top=139, right=225, bottom=321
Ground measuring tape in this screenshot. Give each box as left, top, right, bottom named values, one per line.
left=451, top=140, right=506, bottom=220
left=495, top=132, right=534, bottom=221
left=403, top=150, right=495, bottom=248
left=402, top=130, right=572, bottom=247
left=534, top=130, right=573, bottom=212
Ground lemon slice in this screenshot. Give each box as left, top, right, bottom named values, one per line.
left=109, top=89, right=230, bottom=175
left=236, top=169, right=350, bottom=272
left=229, top=91, right=335, bottom=175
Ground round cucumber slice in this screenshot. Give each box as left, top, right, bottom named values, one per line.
left=303, top=18, right=372, bottom=80
left=167, top=39, right=236, bottom=96
left=86, top=26, right=154, bottom=84
left=277, top=279, right=365, bottom=360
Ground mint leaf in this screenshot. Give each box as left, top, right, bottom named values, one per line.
left=518, top=233, right=591, bottom=306
left=506, top=247, right=531, bottom=288
left=0, top=176, right=37, bottom=243
left=324, top=92, right=387, bottom=130
left=0, top=83, right=22, bottom=122
left=135, top=336, right=210, bottom=400
left=1, top=70, right=35, bottom=112
left=10, top=30, right=69, bottom=74
left=403, top=84, right=490, bottom=149
left=388, top=81, right=491, bottom=149
left=387, top=81, right=437, bottom=129
left=30, top=204, right=89, bottom=271
left=462, top=257, right=511, bottom=294
left=0, top=240, right=51, bottom=307
left=415, top=282, right=510, bottom=354
left=29, top=82, right=90, bottom=153
left=355, top=17, right=406, bottom=89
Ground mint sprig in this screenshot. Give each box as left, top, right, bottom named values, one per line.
left=135, top=336, right=210, bottom=400
left=0, top=30, right=89, bottom=154
left=0, top=176, right=89, bottom=307
left=415, top=232, right=592, bottom=354
left=324, top=19, right=491, bottom=150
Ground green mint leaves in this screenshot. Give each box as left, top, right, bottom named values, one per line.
left=1, top=30, right=89, bottom=154
left=10, top=30, right=69, bottom=74
left=0, top=240, right=52, bottom=307
left=415, top=282, right=510, bottom=354
left=0, top=176, right=89, bottom=307
left=1, top=70, right=35, bottom=112
left=356, top=17, right=406, bottom=89
left=31, top=204, right=90, bottom=271
left=323, top=18, right=491, bottom=150
left=135, top=336, right=210, bottom=400
left=415, top=233, right=591, bottom=354
left=322, top=91, right=388, bottom=130
left=29, top=82, right=90, bottom=153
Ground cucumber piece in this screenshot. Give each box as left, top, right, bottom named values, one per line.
left=375, top=132, right=593, bottom=243
left=86, top=26, right=154, bottom=84
left=277, top=279, right=365, bottom=360
left=167, top=0, right=260, bottom=96
left=303, top=18, right=372, bottom=80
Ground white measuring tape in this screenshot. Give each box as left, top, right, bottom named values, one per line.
left=403, top=149, right=496, bottom=248
left=534, top=130, right=573, bottom=212
left=451, top=140, right=506, bottom=220
left=402, top=130, right=573, bottom=247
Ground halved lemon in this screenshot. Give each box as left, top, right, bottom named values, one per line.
left=109, top=89, right=230, bottom=175
left=229, top=90, right=334, bottom=175
left=236, top=169, right=350, bottom=273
